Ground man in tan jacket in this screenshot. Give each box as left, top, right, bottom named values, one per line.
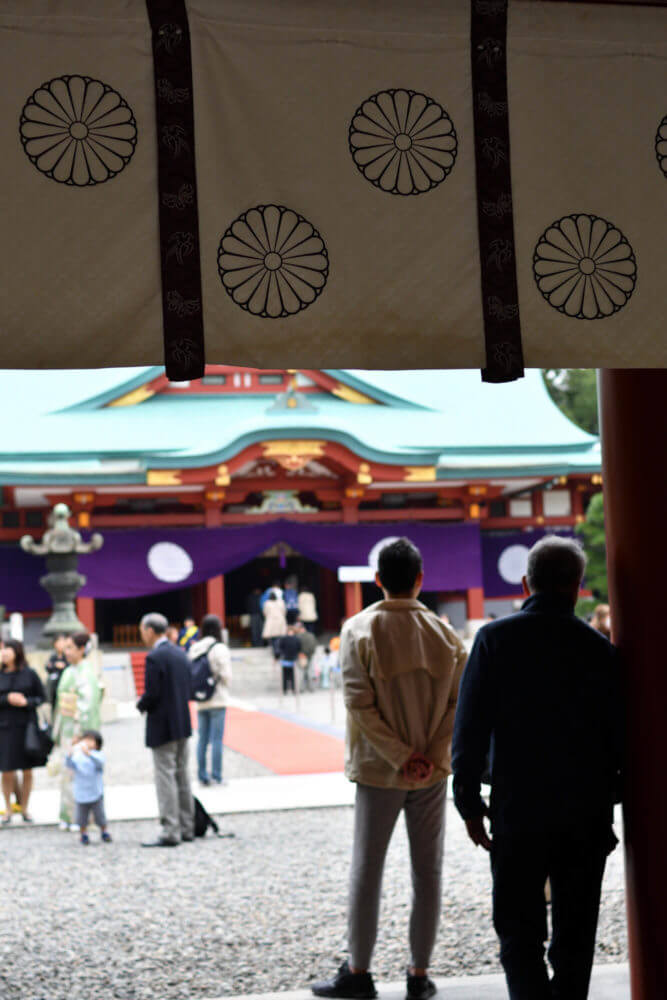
left=312, top=538, right=466, bottom=1000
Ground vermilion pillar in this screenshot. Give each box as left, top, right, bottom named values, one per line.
left=76, top=596, right=96, bottom=634
left=206, top=574, right=226, bottom=625
left=344, top=581, right=363, bottom=620
left=204, top=502, right=225, bottom=625
left=465, top=586, right=485, bottom=620
left=599, top=369, right=667, bottom=1000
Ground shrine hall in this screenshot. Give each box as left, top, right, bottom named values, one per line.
left=0, top=365, right=601, bottom=642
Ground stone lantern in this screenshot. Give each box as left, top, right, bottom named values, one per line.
left=20, top=502, right=104, bottom=648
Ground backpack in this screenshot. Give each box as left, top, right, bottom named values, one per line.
left=189, top=643, right=218, bottom=702
left=194, top=796, right=220, bottom=837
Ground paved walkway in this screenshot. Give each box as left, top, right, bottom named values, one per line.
left=22, top=770, right=355, bottom=825
left=215, top=964, right=630, bottom=999
left=22, top=691, right=351, bottom=825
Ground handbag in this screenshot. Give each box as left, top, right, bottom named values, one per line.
left=24, top=715, right=54, bottom=765
left=46, top=747, right=62, bottom=777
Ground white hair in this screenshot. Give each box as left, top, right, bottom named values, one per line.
left=526, top=536, right=587, bottom=594
left=140, top=612, right=168, bottom=634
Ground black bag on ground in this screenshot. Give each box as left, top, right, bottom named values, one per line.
left=24, top=715, right=54, bottom=766
left=194, top=796, right=220, bottom=837
left=189, top=646, right=218, bottom=702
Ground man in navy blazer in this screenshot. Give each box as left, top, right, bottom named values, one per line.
left=137, top=612, right=194, bottom=847
left=452, top=536, right=623, bottom=1000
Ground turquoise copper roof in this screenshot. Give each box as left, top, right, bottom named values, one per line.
left=0, top=368, right=600, bottom=483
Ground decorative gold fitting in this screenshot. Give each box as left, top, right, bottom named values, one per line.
left=146, top=470, right=182, bottom=486
left=215, top=464, right=230, bottom=486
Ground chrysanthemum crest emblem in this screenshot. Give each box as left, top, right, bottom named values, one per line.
left=218, top=205, right=329, bottom=318
left=533, top=214, right=637, bottom=320
left=349, top=89, right=457, bottom=195
left=19, top=75, right=137, bottom=186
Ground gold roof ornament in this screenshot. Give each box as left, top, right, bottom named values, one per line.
left=146, top=470, right=182, bottom=486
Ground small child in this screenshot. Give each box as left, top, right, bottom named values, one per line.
left=65, top=730, right=111, bottom=845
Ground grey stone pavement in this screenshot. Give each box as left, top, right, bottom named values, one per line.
left=219, top=966, right=630, bottom=1000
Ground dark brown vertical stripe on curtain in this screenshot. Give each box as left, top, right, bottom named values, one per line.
left=146, top=0, right=205, bottom=381
left=471, top=0, right=524, bottom=383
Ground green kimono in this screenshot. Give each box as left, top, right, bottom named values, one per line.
left=54, top=658, right=103, bottom=824
left=54, top=658, right=102, bottom=745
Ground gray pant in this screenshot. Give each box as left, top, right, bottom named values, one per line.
left=152, top=739, right=195, bottom=842
left=348, top=781, right=447, bottom=971
left=75, top=797, right=107, bottom=829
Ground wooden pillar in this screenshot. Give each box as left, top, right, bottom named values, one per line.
left=206, top=573, right=226, bottom=625
left=599, top=369, right=667, bottom=1000
left=76, top=596, right=96, bottom=634
left=191, top=581, right=207, bottom=623
left=344, top=581, right=363, bottom=620
left=204, top=497, right=225, bottom=625
left=318, top=565, right=341, bottom=631
left=342, top=495, right=360, bottom=524
left=572, top=483, right=586, bottom=522
left=465, top=586, right=485, bottom=621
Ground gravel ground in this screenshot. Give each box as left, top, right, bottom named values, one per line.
left=0, top=805, right=627, bottom=1000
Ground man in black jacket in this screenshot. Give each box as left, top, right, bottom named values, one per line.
left=137, top=612, right=194, bottom=847
left=452, top=536, right=623, bottom=1000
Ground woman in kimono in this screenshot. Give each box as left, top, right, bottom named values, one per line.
left=53, top=632, right=103, bottom=829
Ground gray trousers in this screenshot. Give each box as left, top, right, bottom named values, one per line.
left=348, top=781, right=447, bottom=971
left=75, top=797, right=107, bottom=829
left=152, top=739, right=195, bottom=842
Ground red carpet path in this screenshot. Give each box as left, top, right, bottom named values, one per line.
left=137, top=656, right=343, bottom=774
left=220, top=707, right=344, bottom=775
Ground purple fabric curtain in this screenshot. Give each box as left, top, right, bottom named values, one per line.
left=481, top=527, right=575, bottom=597
left=62, top=520, right=484, bottom=600
left=0, top=546, right=48, bottom=612
left=2, top=523, right=582, bottom=610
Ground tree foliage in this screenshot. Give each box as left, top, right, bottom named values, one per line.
left=542, top=369, right=599, bottom=435
left=575, top=491, right=607, bottom=600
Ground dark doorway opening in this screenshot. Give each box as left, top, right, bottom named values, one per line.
left=223, top=550, right=343, bottom=634
left=95, top=585, right=196, bottom=644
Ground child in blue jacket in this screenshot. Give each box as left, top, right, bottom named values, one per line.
left=65, top=730, right=111, bottom=845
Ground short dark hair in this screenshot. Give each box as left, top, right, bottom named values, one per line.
left=526, top=536, right=587, bottom=594
left=81, top=729, right=103, bottom=750
left=201, top=614, right=223, bottom=641
left=70, top=632, right=90, bottom=651
left=377, top=538, right=423, bottom=595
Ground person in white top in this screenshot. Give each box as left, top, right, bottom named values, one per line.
left=298, top=587, right=318, bottom=633
left=262, top=592, right=287, bottom=659
left=188, top=614, right=232, bottom=785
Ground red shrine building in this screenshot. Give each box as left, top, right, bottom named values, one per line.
left=0, top=366, right=601, bottom=642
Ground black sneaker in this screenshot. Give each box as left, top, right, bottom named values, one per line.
left=406, top=972, right=437, bottom=1000
left=312, top=961, right=377, bottom=999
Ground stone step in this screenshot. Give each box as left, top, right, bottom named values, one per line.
left=210, top=964, right=629, bottom=1000
left=230, top=647, right=290, bottom=695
